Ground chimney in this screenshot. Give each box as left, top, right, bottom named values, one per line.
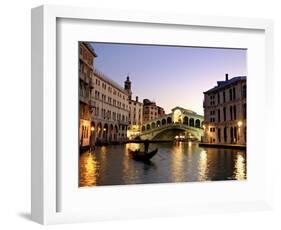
left=136, top=96, right=138, bottom=102
left=225, top=73, right=229, bottom=81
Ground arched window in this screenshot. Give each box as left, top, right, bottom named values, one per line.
left=230, top=126, right=234, bottom=143
left=189, top=118, right=194, bottom=127
left=162, top=119, right=166, bottom=126
left=229, top=88, right=233, bottom=101
left=233, top=87, right=236, bottom=99
left=218, top=128, right=221, bottom=143
left=195, top=119, right=200, bottom=128
left=97, top=123, right=102, bottom=138
left=156, top=120, right=161, bottom=127
left=242, top=85, right=246, bottom=98
left=224, top=127, right=227, bottom=143
left=183, top=116, right=188, bottom=125
left=234, top=126, right=237, bottom=142
left=114, top=125, right=118, bottom=141
left=223, top=107, right=226, bottom=121
left=146, top=124, right=151, bottom=130
left=142, top=126, right=145, bottom=132
left=103, top=123, right=108, bottom=140
left=109, top=124, right=114, bottom=141
left=167, top=117, right=172, bottom=124
left=151, top=122, right=156, bottom=129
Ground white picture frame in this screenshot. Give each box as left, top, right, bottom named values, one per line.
left=31, top=5, right=274, bottom=225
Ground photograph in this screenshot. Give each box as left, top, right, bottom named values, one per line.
left=78, top=42, right=247, bottom=187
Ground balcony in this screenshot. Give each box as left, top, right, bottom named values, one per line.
left=79, top=73, right=91, bottom=85
left=89, top=100, right=95, bottom=107
left=79, top=95, right=91, bottom=104
left=89, top=79, right=95, bottom=89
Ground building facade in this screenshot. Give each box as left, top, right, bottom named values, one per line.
left=124, top=76, right=143, bottom=139
left=143, top=99, right=165, bottom=123
left=79, top=42, right=97, bottom=149
left=91, top=69, right=130, bottom=144
left=127, top=96, right=143, bottom=139
left=157, top=106, right=165, bottom=117
left=203, top=74, right=247, bottom=145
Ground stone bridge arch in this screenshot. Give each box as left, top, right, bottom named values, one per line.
left=137, top=106, right=204, bottom=141
left=138, top=124, right=203, bottom=141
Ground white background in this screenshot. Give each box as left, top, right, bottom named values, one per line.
left=0, top=0, right=280, bottom=229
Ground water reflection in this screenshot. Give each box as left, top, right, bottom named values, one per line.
left=198, top=150, right=208, bottom=181
left=234, top=152, right=247, bottom=180
left=79, top=152, right=99, bottom=187
left=171, top=142, right=184, bottom=182
left=79, top=142, right=246, bottom=187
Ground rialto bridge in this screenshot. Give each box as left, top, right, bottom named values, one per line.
left=136, top=107, right=204, bottom=141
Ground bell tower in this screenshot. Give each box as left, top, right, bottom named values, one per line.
left=124, top=75, right=132, bottom=99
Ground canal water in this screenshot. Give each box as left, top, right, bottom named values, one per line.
left=79, top=142, right=246, bottom=187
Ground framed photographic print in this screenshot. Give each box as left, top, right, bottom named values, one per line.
left=31, top=5, right=274, bottom=225
left=78, top=42, right=247, bottom=187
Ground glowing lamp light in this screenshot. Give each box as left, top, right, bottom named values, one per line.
left=103, top=128, right=107, bottom=131
left=202, top=125, right=206, bottom=130
left=91, top=126, right=95, bottom=131
left=237, top=121, right=243, bottom=127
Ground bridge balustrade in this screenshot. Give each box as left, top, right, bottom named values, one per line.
left=140, top=122, right=202, bottom=135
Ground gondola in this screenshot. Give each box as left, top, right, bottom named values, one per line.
left=128, top=148, right=158, bottom=161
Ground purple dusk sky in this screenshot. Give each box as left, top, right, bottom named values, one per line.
left=89, top=42, right=247, bottom=115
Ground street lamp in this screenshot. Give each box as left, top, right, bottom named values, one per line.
left=90, top=125, right=95, bottom=152
left=238, top=121, right=243, bottom=127
left=237, top=121, right=243, bottom=144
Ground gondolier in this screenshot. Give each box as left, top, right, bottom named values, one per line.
left=144, top=139, right=150, bottom=153
left=128, top=148, right=158, bottom=162
left=128, top=139, right=158, bottom=162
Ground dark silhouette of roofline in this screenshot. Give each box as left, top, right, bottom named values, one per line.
left=204, top=76, right=246, bottom=94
